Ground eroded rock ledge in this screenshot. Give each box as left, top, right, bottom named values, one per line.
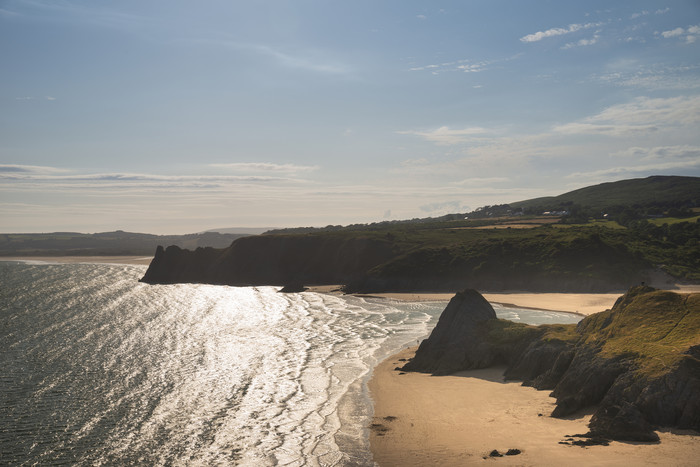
left=401, top=286, right=700, bottom=442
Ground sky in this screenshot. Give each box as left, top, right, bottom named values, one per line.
left=1, top=0, right=700, bottom=234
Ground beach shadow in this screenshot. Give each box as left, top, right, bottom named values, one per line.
left=447, top=366, right=511, bottom=384
left=557, top=406, right=596, bottom=421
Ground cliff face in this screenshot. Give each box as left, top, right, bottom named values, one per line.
left=403, top=286, right=700, bottom=442
left=401, top=290, right=498, bottom=375
left=141, top=230, right=651, bottom=292
left=140, top=235, right=396, bottom=286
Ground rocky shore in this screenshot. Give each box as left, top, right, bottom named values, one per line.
left=401, top=286, right=700, bottom=443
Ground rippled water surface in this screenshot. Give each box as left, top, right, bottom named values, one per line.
left=1, top=261, right=580, bottom=466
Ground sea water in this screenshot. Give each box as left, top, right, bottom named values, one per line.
left=0, top=261, right=580, bottom=466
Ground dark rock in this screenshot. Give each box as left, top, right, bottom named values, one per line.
left=504, top=339, right=575, bottom=388
left=550, top=349, right=630, bottom=418
left=489, top=449, right=503, bottom=457
left=570, top=437, right=610, bottom=447
left=505, top=449, right=521, bottom=455
left=141, top=235, right=397, bottom=287
left=401, top=289, right=498, bottom=375
left=588, top=402, right=660, bottom=442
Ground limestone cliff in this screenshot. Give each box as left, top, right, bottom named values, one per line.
left=401, top=290, right=497, bottom=375
left=140, top=235, right=396, bottom=286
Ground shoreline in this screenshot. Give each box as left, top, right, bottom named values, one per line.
left=309, top=287, right=622, bottom=316
left=5, top=258, right=700, bottom=315
left=369, top=347, right=700, bottom=466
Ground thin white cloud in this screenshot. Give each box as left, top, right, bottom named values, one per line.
left=610, top=145, right=700, bottom=162
left=0, top=8, right=20, bottom=17
left=0, top=164, right=68, bottom=174
left=409, top=54, right=521, bottom=75
left=454, top=177, right=510, bottom=186
left=658, top=24, right=700, bottom=44
left=196, top=39, right=351, bottom=75
left=520, top=22, right=602, bottom=43
left=254, top=44, right=350, bottom=74
left=397, top=126, right=489, bottom=145
left=0, top=171, right=306, bottom=185
left=561, top=34, right=600, bottom=49
left=457, top=62, right=490, bottom=73
left=595, top=64, right=700, bottom=90
left=662, top=27, right=685, bottom=38
left=553, top=96, right=700, bottom=136
left=209, top=162, right=319, bottom=173
left=566, top=158, right=700, bottom=181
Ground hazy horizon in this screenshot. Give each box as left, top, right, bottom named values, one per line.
left=2, top=1, right=699, bottom=235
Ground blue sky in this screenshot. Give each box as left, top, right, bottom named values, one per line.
left=2, top=0, right=699, bottom=233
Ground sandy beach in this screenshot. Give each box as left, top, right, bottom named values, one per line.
left=360, top=291, right=622, bottom=316
left=370, top=347, right=700, bottom=466
left=0, top=256, right=153, bottom=265
left=315, top=285, right=700, bottom=316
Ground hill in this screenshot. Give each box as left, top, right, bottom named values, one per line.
left=0, top=231, right=249, bottom=257
left=266, top=175, right=700, bottom=234
left=510, top=175, right=700, bottom=215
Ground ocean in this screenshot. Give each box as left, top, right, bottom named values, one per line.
left=0, top=261, right=581, bottom=466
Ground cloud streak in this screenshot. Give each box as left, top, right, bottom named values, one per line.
left=553, top=96, right=700, bottom=136
left=520, top=22, right=602, bottom=43
left=209, top=162, right=319, bottom=173
left=396, top=126, right=489, bottom=145
left=658, top=25, right=700, bottom=44
left=0, top=164, right=68, bottom=174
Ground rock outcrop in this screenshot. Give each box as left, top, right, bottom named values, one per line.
left=402, top=286, right=700, bottom=442
left=140, top=235, right=396, bottom=286
left=401, top=289, right=498, bottom=375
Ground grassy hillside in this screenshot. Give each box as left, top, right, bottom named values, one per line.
left=510, top=175, right=700, bottom=212
left=343, top=223, right=698, bottom=291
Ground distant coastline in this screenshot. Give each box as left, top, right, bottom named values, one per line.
left=0, top=256, right=153, bottom=265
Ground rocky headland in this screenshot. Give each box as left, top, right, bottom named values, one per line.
left=138, top=230, right=659, bottom=292
left=401, top=286, right=700, bottom=442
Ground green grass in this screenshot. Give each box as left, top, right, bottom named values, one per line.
left=647, top=215, right=700, bottom=226
left=580, top=287, right=700, bottom=376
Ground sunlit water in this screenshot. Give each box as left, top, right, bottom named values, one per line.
left=0, top=261, right=580, bottom=466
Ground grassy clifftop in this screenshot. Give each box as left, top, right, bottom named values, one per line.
left=579, top=286, right=700, bottom=376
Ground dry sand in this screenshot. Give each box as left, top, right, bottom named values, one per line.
left=0, top=256, right=153, bottom=265
left=359, top=291, right=620, bottom=316
left=312, top=286, right=700, bottom=316
left=370, top=347, right=700, bottom=467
